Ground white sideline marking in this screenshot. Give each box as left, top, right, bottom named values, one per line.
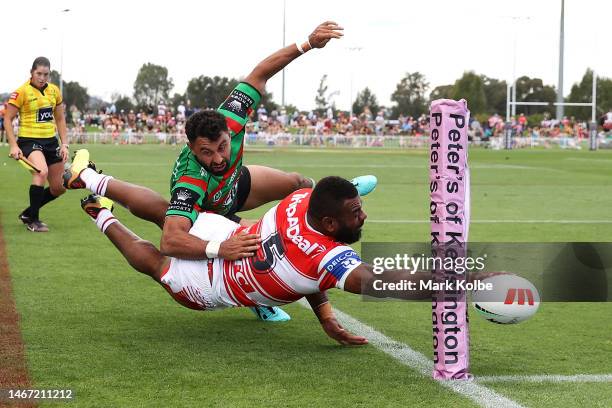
left=298, top=299, right=525, bottom=408
left=476, top=374, right=612, bottom=383
left=565, top=157, right=612, bottom=163
left=367, top=219, right=612, bottom=224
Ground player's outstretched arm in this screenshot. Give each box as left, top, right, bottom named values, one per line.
left=244, top=21, right=343, bottom=94
left=305, top=292, right=368, bottom=346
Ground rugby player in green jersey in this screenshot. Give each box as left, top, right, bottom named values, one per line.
left=65, top=21, right=377, bottom=322
left=163, top=21, right=378, bottom=322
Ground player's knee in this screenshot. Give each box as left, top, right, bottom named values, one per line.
left=131, top=239, right=163, bottom=278
left=33, top=171, right=48, bottom=184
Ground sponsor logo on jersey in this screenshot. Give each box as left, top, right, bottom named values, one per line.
left=285, top=192, right=321, bottom=255
left=223, top=183, right=238, bottom=206
left=36, top=106, right=54, bottom=123
left=228, top=100, right=242, bottom=112
left=323, top=249, right=361, bottom=280
left=221, top=89, right=254, bottom=119
left=176, top=190, right=192, bottom=201
left=168, top=187, right=200, bottom=214
left=9, top=92, right=19, bottom=101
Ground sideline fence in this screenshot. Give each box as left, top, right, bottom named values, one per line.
left=64, top=131, right=612, bottom=150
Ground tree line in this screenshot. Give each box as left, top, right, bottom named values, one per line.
left=51, top=63, right=611, bottom=121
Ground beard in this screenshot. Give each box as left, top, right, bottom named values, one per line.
left=206, top=160, right=229, bottom=176
left=335, top=224, right=362, bottom=244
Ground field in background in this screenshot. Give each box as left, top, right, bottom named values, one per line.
left=0, top=145, right=611, bottom=407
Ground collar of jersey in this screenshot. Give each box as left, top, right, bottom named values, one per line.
left=28, top=80, right=49, bottom=95
left=304, top=214, right=325, bottom=236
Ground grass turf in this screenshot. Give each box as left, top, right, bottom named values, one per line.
left=0, top=144, right=611, bottom=407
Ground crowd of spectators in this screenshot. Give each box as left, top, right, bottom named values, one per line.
left=468, top=112, right=596, bottom=143
left=2, top=96, right=611, bottom=148
left=67, top=100, right=196, bottom=145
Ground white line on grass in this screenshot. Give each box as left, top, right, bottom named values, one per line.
left=298, top=299, right=525, bottom=408
left=476, top=374, right=612, bottom=383
left=367, top=220, right=612, bottom=224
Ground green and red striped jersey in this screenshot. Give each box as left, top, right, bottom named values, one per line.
left=166, top=82, right=261, bottom=223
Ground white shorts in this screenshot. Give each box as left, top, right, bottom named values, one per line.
left=160, top=212, right=239, bottom=311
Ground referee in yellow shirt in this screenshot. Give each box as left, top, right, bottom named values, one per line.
left=6, top=57, right=69, bottom=232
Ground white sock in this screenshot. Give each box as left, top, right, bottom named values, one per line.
left=95, top=208, right=118, bottom=233
left=81, top=168, right=114, bottom=196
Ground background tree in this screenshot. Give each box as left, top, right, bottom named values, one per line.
left=566, top=69, right=612, bottom=121
left=133, top=63, right=173, bottom=109
left=62, top=81, right=89, bottom=112
left=314, top=74, right=329, bottom=116
left=429, top=84, right=454, bottom=102
left=451, top=71, right=487, bottom=115
left=480, top=75, right=508, bottom=115
left=391, top=72, right=429, bottom=118
left=185, top=75, right=237, bottom=109
left=352, top=87, right=380, bottom=117
left=513, top=75, right=556, bottom=116
left=170, top=92, right=185, bottom=110
left=112, top=94, right=135, bottom=113
left=283, top=104, right=299, bottom=117
left=50, top=70, right=61, bottom=86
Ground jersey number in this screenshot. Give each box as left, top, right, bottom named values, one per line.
left=251, top=232, right=285, bottom=273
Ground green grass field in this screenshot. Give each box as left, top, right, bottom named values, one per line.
left=1, top=145, right=611, bottom=407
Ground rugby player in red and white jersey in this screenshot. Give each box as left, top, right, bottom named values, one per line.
left=71, top=175, right=433, bottom=345
left=64, top=20, right=377, bottom=324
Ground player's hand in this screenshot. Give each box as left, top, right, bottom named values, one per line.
left=9, top=144, right=23, bottom=160
left=59, top=145, right=69, bottom=162
left=218, top=231, right=261, bottom=260
left=308, top=21, right=344, bottom=49
left=320, top=317, right=368, bottom=346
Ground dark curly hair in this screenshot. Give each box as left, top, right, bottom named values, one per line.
left=308, top=176, right=358, bottom=220
left=185, top=110, right=228, bottom=143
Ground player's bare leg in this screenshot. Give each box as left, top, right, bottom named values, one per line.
left=242, top=165, right=377, bottom=212
left=64, top=149, right=168, bottom=229
left=81, top=194, right=167, bottom=281
left=103, top=179, right=168, bottom=229
left=241, top=165, right=313, bottom=211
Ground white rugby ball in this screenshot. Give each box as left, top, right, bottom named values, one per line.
left=472, top=274, right=540, bottom=324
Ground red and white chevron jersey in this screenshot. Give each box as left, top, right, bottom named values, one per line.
left=160, top=189, right=363, bottom=310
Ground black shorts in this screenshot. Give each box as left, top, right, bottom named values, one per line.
left=225, top=166, right=251, bottom=223
left=17, top=137, right=62, bottom=166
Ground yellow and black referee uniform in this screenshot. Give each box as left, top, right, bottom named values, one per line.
left=8, top=79, right=64, bottom=227
left=9, top=79, right=63, bottom=153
